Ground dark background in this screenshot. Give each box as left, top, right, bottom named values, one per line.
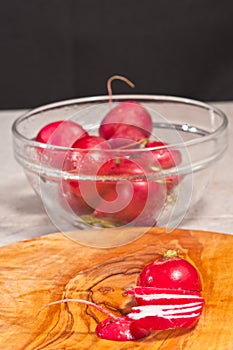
left=1, top=0, right=233, bottom=109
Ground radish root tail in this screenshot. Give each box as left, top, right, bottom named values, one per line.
left=107, top=75, right=135, bottom=104
left=30, top=298, right=118, bottom=325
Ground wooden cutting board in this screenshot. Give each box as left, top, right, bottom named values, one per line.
left=0, top=227, right=233, bottom=350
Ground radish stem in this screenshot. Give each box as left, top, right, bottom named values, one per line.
left=164, top=249, right=179, bottom=259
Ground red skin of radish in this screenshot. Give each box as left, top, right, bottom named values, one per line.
left=94, top=181, right=165, bottom=225
left=62, top=135, right=111, bottom=211
left=63, top=135, right=111, bottom=177
left=71, top=135, right=111, bottom=150
left=126, top=253, right=204, bottom=331
left=35, top=120, right=88, bottom=168
left=94, top=157, right=166, bottom=225
left=147, top=141, right=182, bottom=191
left=36, top=120, right=88, bottom=147
left=95, top=317, right=150, bottom=341
left=108, top=124, right=147, bottom=149
left=96, top=156, right=149, bottom=180
left=137, top=254, right=202, bottom=292
left=99, top=101, right=152, bottom=140
left=165, top=175, right=181, bottom=191
left=147, top=141, right=182, bottom=170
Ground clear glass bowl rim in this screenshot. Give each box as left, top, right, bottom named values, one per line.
left=12, top=94, right=228, bottom=152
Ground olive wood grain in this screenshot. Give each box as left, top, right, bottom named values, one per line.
left=0, top=227, right=233, bottom=350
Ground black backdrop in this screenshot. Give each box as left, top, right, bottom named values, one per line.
left=1, top=0, right=233, bottom=108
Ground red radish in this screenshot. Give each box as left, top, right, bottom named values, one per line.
left=96, top=316, right=150, bottom=341
left=35, top=120, right=88, bottom=168
left=126, top=250, right=204, bottom=331
left=146, top=141, right=182, bottom=170
left=126, top=299, right=204, bottom=330
left=62, top=135, right=111, bottom=210
left=63, top=135, right=111, bottom=172
left=108, top=124, right=147, bottom=149
left=100, top=75, right=152, bottom=140
left=36, top=298, right=149, bottom=342
left=37, top=251, right=204, bottom=341
left=147, top=141, right=182, bottom=191
left=94, top=156, right=145, bottom=208
left=71, top=135, right=111, bottom=150
left=97, top=156, right=149, bottom=178
left=136, top=250, right=202, bottom=292
left=62, top=135, right=111, bottom=181
left=35, top=120, right=88, bottom=147
left=126, top=287, right=204, bottom=330
left=94, top=157, right=166, bottom=225
left=165, top=174, right=181, bottom=191
left=126, top=286, right=204, bottom=330
left=99, top=101, right=153, bottom=140
left=94, top=180, right=165, bottom=226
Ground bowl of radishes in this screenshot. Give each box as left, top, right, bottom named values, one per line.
left=12, top=89, right=228, bottom=247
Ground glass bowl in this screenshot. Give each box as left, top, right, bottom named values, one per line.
left=12, top=95, right=228, bottom=248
